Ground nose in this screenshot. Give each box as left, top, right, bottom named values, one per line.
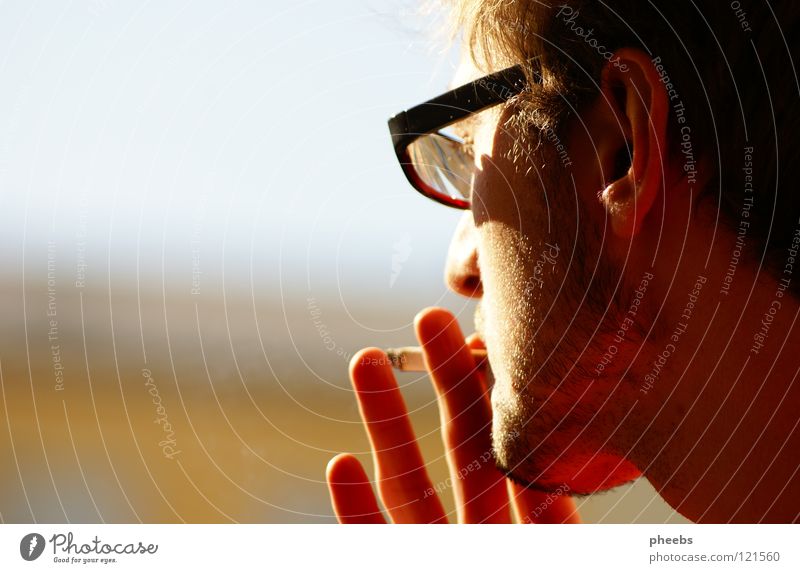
left=445, top=211, right=483, bottom=298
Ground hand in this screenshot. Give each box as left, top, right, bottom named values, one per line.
left=326, top=307, right=580, bottom=524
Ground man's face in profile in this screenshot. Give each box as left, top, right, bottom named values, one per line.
left=331, top=0, right=799, bottom=526
left=447, top=58, right=643, bottom=495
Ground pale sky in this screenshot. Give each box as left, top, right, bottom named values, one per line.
left=0, top=0, right=467, bottom=303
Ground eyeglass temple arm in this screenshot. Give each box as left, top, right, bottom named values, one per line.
left=387, top=64, right=528, bottom=153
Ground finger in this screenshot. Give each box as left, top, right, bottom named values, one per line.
left=508, top=481, right=581, bottom=524
left=350, top=348, right=448, bottom=524
left=326, top=454, right=386, bottom=524
left=415, top=307, right=511, bottom=523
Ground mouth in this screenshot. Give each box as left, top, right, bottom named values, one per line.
left=466, top=331, right=493, bottom=389
left=468, top=331, right=486, bottom=348
left=470, top=303, right=494, bottom=384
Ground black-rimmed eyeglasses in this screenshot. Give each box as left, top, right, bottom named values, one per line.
left=387, top=64, right=533, bottom=209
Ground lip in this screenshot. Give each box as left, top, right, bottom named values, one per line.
left=467, top=332, right=492, bottom=385
left=468, top=332, right=486, bottom=349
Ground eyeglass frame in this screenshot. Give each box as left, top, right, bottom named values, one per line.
left=387, top=63, right=536, bottom=209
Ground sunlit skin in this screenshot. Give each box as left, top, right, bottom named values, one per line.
left=327, top=314, right=579, bottom=524
left=327, top=48, right=800, bottom=523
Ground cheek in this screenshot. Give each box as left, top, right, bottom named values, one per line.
left=471, top=122, right=602, bottom=379
left=471, top=123, right=581, bottom=247
left=477, top=220, right=565, bottom=398
left=471, top=149, right=545, bottom=229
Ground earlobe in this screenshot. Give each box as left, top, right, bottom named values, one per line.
left=598, top=48, right=669, bottom=239
left=600, top=174, right=637, bottom=236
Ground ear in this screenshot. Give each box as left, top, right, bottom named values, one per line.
left=596, top=48, right=669, bottom=238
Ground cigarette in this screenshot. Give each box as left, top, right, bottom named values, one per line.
left=385, top=346, right=488, bottom=372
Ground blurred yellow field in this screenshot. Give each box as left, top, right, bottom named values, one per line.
left=0, top=283, right=685, bottom=523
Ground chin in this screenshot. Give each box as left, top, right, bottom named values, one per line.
left=491, top=392, right=642, bottom=495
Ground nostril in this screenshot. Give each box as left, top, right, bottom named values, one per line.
left=461, top=274, right=483, bottom=296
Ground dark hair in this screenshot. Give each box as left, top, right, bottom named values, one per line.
left=454, top=0, right=800, bottom=291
